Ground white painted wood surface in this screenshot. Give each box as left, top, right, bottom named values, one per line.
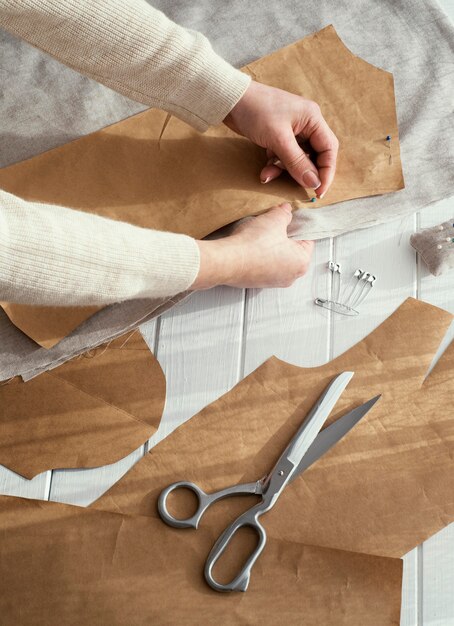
left=1, top=3, right=453, bottom=619
left=2, top=199, right=451, bottom=624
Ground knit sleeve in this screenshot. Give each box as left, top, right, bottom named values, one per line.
left=0, top=190, right=200, bottom=306
left=0, top=0, right=251, bottom=131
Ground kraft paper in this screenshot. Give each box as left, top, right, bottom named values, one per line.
left=0, top=495, right=402, bottom=625
left=92, top=298, right=454, bottom=559
left=4, top=298, right=451, bottom=624
left=0, top=330, right=165, bottom=478
left=0, top=25, right=404, bottom=348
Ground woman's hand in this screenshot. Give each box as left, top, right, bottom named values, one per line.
left=191, top=203, right=314, bottom=290
left=223, top=81, right=338, bottom=199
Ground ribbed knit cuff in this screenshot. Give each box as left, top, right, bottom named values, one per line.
left=0, top=190, right=201, bottom=306
left=170, top=42, right=252, bottom=131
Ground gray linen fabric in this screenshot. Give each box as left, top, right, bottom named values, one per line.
left=0, top=293, right=192, bottom=382
left=0, top=0, right=453, bottom=380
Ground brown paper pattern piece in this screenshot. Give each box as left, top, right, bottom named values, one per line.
left=0, top=25, right=404, bottom=348
left=0, top=495, right=402, bottom=625
left=92, top=299, right=454, bottom=559
left=0, top=330, right=166, bottom=478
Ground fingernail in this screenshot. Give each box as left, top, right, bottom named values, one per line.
left=302, top=170, right=321, bottom=189
left=261, top=176, right=271, bottom=184
left=319, top=191, right=326, bottom=199
left=272, top=157, right=284, bottom=168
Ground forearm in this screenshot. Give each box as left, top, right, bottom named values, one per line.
left=0, top=0, right=251, bottom=131
left=0, top=190, right=200, bottom=306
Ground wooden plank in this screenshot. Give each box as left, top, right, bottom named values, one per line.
left=48, top=323, right=158, bottom=505
left=421, top=526, right=454, bottom=626
left=149, top=285, right=246, bottom=447
left=0, top=466, right=51, bottom=500
left=416, top=199, right=454, bottom=625
left=330, top=215, right=418, bottom=358
left=48, top=446, right=145, bottom=506
left=401, top=549, right=418, bottom=626
left=242, top=238, right=332, bottom=375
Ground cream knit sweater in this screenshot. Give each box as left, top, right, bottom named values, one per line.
left=0, top=0, right=251, bottom=306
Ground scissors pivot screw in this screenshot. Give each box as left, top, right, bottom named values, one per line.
left=278, top=470, right=284, bottom=476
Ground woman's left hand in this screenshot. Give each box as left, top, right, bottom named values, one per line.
left=223, top=80, right=339, bottom=199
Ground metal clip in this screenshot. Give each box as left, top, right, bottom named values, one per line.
left=315, top=264, right=376, bottom=316
left=328, top=261, right=342, bottom=304
left=314, top=298, right=359, bottom=316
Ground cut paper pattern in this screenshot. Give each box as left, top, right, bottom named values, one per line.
left=0, top=496, right=402, bottom=625
left=2, top=298, right=453, bottom=623
left=0, top=330, right=165, bottom=478
left=0, top=25, right=404, bottom=348
left=93, top=299, right=454, bottom=559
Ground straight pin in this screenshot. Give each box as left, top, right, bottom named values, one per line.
left=386, top=135, right=392, bottom=165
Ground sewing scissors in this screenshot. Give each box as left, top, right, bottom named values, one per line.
left=158, top=371, right=380, bottom=593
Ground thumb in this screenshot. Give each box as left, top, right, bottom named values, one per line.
left=274, top=132, right=321, bottom=191
left=261, top=203, right=293, bottom=230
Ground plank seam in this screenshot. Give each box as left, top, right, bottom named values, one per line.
left=417, top=544, right=424, bottom=626
left=328, top=237, right=335, bottom=362
left=238, top=288, right=248, bottom=382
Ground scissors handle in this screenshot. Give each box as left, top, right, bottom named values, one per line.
left=204, top=502, right=267, bottom=593
left=158, top=480, right=261, bottom=530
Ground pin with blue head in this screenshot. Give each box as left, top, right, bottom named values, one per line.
left=385, top=134, right=392, bottom=164
left=310, top=197, right=317, bottom=203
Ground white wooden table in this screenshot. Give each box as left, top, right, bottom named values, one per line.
left=2, top=200, right=452, bottom=624
left=1, top=5, right=453, bottom=620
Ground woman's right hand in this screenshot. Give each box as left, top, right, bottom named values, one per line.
left=191, top=203, right=314, bottom=291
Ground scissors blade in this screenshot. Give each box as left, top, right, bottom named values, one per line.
left=289, top=394, right=381, bottom=483
left=285, top=371, right=354, bottom=467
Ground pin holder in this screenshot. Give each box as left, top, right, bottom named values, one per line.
left=410, top=219, right=454, bottom=277
left=315, top=263, right=377, bottom=316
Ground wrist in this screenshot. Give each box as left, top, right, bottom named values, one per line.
left=223, top=80, right=258, bottom=134
left=190, top=238, right=244, bottom=290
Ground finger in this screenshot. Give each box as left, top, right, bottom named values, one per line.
left=260, top=151, right=283, bottom=183
left=270, top=151, right=311, bottom=171
left=271, top=147, right=310, bottom=170
left=268, top=143, right=309, bottom=164
left=273, top=131, right=322, bottom=191
left=303, top=118, right=339, bottom=198
left=260, top=162, right=284, bottom=184
left=265, top=149, right=284, bottom=168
